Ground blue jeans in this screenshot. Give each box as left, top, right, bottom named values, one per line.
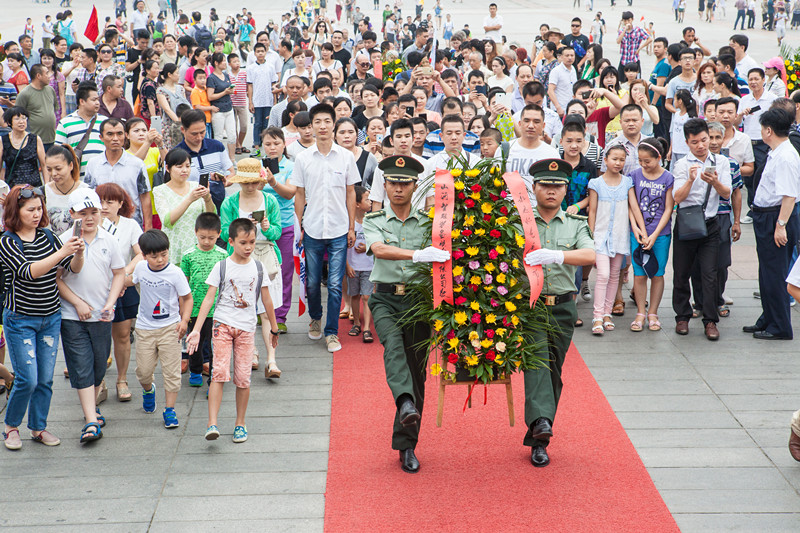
left=253, top=106, right=271, bottom=147
left=3, top=310, right=62, bottom=430
left=304, top=233, right=348, bottom=337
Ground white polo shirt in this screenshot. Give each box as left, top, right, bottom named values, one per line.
left=59, top=227, right=126, bottom=322
left=754, top=140, right=800, bottom=208
left=673, top=152, right=733, bottom=218
left=547, top=62, right=577, bottom=112
left=738, top=91, right=777, bottom=141
left=290, top=142, right=362, bottom=239
left=723, top=129, right=755, bottom=167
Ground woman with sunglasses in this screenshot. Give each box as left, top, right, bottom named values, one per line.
left=0, top=184, right=85, bottom=450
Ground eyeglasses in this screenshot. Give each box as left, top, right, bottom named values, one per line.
left=571, top=24, right=580, bottom=27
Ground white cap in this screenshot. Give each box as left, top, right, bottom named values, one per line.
left=69, top=188, right=101, bottom=213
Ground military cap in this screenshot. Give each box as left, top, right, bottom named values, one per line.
left=529, top=158, right=573, bottom=185
left=378, top=155, right=425, bottom=183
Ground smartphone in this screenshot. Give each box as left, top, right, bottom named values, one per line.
left=404, top=106, right=415, bottom=116
left=199, top=173, right=210, bottom=188
left=305, top=56, right=312, bottom=68
left=418, top=66, right=434, bottom=76
left=582, top=90, right=593, bottom=99
left=703, top=159, right=716, bottom=174
left=495, top=93, right=512, bottom=110
left=475, top=85, right=487, bottom=95
left=262, top=157, right=280, bottom=174
left=251, top=210, right=265, bottom=222
left=749, top=105, right=761, bottom=113
left=73, top=219, right=82, bottom=237
left=229, top=84, right=236, bottom=90
left=376, top=134, right=384, bottom=143
left=150, top=115, right=162, bottom=132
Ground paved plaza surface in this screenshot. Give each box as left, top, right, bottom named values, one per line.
left=2, top=0, right=800, bottom=530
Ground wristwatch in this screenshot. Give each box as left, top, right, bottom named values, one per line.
left=778, top=219, right=787, bottom=227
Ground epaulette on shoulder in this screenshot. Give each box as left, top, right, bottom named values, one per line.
left=365, top=210, right=385, bottom=219
left=566, top=213, right=588, bottom=221
left=417, top=209, right=429, bottom=217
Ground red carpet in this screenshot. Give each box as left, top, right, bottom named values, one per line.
left=324, top=321, right=679, bottom=533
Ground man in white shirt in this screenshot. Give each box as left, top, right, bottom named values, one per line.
left=501, top=104, right=559, bottom=203
left=729, top=34, right=759, bottom=76
left=744, top=107, right=800, bottom=340
left=672, top=119, right=732, bottom=340
left=603, top=104, right=646, bottom=176
left=291, top=104, right=361, bottom=353
left=247, top=43, right=279, bottom=152
left=547, top=46, right=577, bottom=118
left=129, top=1, right=152, bottom=38
left=483, top=3, right=503, bottom=44
left=513, top=81, right=561, bottom=144
left=716, top=96, right=755, bottom=227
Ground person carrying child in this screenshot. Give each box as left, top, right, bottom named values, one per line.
left=346, top=185, right=375, bottom=343
left=188, top=218, right=279, bottom=443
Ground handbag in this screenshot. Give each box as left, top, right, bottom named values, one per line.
left=675, top=160, right=714, bottom=241
left=260, top=242, right=281, bottom=280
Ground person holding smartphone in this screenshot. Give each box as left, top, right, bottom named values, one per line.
left=206, top=52, right=237, bottom=162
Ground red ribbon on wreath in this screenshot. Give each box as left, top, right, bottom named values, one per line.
left=432, top=169, right=455, bottom=308
left=502, top=171, right=544, bottom=306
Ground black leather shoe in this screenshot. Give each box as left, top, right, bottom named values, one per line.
left=753, top=331, right=792, bottom=340
left=530, top=445, right=550, bottom=467
left=742, top=324, right=760, bottom=333
left=398, top=398, right=420, bottom=427
left=529, top=417, right=553, bottom=440
left=399, top=448, right=420, bottom=473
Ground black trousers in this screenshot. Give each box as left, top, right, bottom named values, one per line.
left=748, top=141, right=769, bottom=211
left=673, top=216, right=721, bottom=324
left=691, top=215, right=732, bottom=309
left=753, top=206, right=799, bottom=338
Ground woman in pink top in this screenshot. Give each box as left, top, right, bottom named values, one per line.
left=184, top=48, right=212, bottom=89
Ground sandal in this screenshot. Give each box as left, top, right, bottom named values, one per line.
left=240, top=147, right=250, bottom=153
left=116, top=381, right=132, bottom=402
left=602, top=314, right=616, bottom=331
left=630, top=313, right=645, bottom=332
left=647, top=314, right=662, bottom=331
left=718, top=305, right=730, bottom=318
left=63, top=367, right=69, bottom=378
left=362, top=330, right=374, bottom=343
left=235, top=147, right=243, bottom=155
left=611, top=299, right=625, bottom=316
left=348, top=324, right=362, bottom=336
left=95, top=408, right=106, bottom=428
left=265, top=361, right=282, bottom=379
left=591, top=319, right=604, bottom=336
left=339, top=309, right=350, bottom=319
left=574, top=318, right=584, bottom=327
left=80, top=422, right=102, bottom=443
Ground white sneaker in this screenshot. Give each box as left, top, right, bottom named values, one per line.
left=723, top=292, right=734, bottom=305
left=308, top=319, right=323, bottom=340
left=326, top=334, right=342, bottom=353
left=741, top=215, right=753, bottom=224
left=580, top=281, right=592, bottom=302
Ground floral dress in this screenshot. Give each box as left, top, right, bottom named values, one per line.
left=49, top=70, right=66, bottom=122
left=153, top=181, right=212, bottom=265
left=139, top=78, right=161, bottom=123
left=156, top=84, right=189, bottom=151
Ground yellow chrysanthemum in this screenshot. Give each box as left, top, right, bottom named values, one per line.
left=495, top=245, right=505, bottom=254
left=514, top=360, right=522, bottom=368
left=486, top=313, right=497, bottom=324
left=793, top=74, right=798, bottom=81
left=428, top=207, right=435, bottom=219
left=480, top=339, right=493, bottom=349
left=495, top=357, right=504, bottom=365
left=468, top=331, right=479, bottom=341
left=466, top=246, right=479, bottom=256
left=516, top=335, right=524, bottom=343
left=454, top=311, right=467, bottom=325
left=450, top=169, right=463, bottom=177
left=465, top=169, right=480, bottom=178
left=470, top=301, right=480, bottom=311
left=453, top=284, right=464, bottom=292
left=511, top=316, right=520, bottom=326
left=469, top=275, right=481, bottom=285
left=490, top=166, right=501, bottom=175
left=496, top=273, right=506, bottom=284
left=474, top=228, right=486, bottom=236
left=470, top=192, right=480, bottom=200
left=510, top=277, right=518, bottom=287
left=496, top=217, right=508, bottom=225
left=515, top=293, right=522, bottom=300
left=453, top=265, right=464, bottom=276
left=394, top=67, right=402, bottom=73
left=511, top=259, right=520, bottom=268
left=481, top=202, right=492, bottom=213
left=451, top=229, right=461, bottom=239
left=493, top=178, right=503, bottom=187
left=495, top=328, right=507, bottom=336
left=505, top=301, right=517, bottom=312
left=483, top=285, right=492, bottom=291
left=454, top=180, right=465, bottom=190
left=447, top=337, right=459, bottom=349
left=465, top=354, right=479, bottom=366
left=484, top=263, right=496, bottom=273
left=433, top=319, right=444, bottom=332
left=463, top=215, right=475, bottom=226
left=431, top=363, right=442, bottom=376
left=515, top=233, right=525, bottom=247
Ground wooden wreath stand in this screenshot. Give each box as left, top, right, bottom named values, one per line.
left=436, top=368, right=515, bottom=427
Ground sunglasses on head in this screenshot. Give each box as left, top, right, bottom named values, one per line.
left=18, top=186, right=44, bottom=202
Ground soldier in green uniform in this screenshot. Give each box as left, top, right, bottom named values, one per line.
left=363, top=155, right=451, bottom=474
left=522, top=158, right=596, bottom=467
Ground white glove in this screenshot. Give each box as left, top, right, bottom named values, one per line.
left=524, top=249, right=564, bottom=266
left=412, top=246, right=451, bottom=263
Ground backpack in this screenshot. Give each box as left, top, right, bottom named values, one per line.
left=194, top=24, right=213, bottom=51
left=215, top=258, right=264, bottom=308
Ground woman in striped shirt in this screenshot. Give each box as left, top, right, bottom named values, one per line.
left=0, top=185, right=84, bottom=451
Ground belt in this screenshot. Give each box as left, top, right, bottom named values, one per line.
left=537, top=293, right=573, bottom=306
left=752, top=205, right=781, bottom=213
left=375, top=283, right=407, bottom=295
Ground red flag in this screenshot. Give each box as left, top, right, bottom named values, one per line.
left=84, top=6, right=99, bottom=43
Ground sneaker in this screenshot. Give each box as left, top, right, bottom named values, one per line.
left=189, top=373, right=203, bottom=387
left=142, top=384, right=156, bottom=413
left=580, top=281, right=592, bottom=302
left=251, top=147, right=261, bottom=157
left=792, top=297, right=797, bottom=307
left=741, top=215, right=753, bottom=224
left=3, top=428, right=21, bottom=450
left=232, top=425, right=248, bottom=443
left=326, top=334, right=342, bottom=353
left=308, top=319, right=323, bottom=340
left=205, top=425, right=220, bottom=440
left=277, top=323, right=288, bottom=334
left=163, top=407, right=179, bottom=428
left=723, top=292, right=734, bottom=305
left=753, top=291, right=761, bottom=299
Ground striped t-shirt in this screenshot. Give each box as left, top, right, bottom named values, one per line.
left=0, top=230, right=74, bottom=316
left=54, top=112, right=108, bottom=178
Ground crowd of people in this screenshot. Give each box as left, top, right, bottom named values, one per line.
left=1, top=0, right=800, bottom=466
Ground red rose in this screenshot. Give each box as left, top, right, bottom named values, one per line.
left=471, top=313, right=481, bottom=324
left=453, top=249, right=465, bottom=259
left=483, top=214, right=492, bottom=222
left=447, top=330, right=456, bottom=339
left=488, top=249, right=498, bottom=259
left=465, top=199, right=475, bottom=208
left=471, top=184, right=482, bottom=192
left=490, top=229, right=502, bottom=238
left=500, top=206, right=509, bottom=215
left=485, top=329, right=495, bottom=338
left=458, top=192, right=466, bottom=200
left=502, top=316, right=510, bottom=326
left=470, top=284, right=479, bottom=292
left=448, top=353, right=459, bottom=364
left=489, top=193, right=499, bottom=201
left=462, top=229, right=473, bottom=237
left=455, top=296, right=467, bottom=305
left=485, top=351, right=496, bottom=361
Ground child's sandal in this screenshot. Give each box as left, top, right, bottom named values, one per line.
left=591, top=319, right=604, bottom=336
left=647, top=314, right=662, bottom=331
left=630, top=313, right=645, bottom=332
left=602, top=314, right=616, bottom=331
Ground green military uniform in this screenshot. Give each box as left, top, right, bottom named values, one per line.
left=522, top=160, right=594, bottom=448
left=362, top=156, right=431, bottom=451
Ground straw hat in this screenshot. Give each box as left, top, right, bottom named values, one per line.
left=229, top=158, right=266, bottom=184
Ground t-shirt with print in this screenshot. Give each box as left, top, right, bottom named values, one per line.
left=132, top=261, right=192, bottom=330
left=347, top=219, right=374, bottom=271
left=206, top=257, right=271, bottom=332
left=630, top=167, right=675, bottom=237
left=665, top=76, right=696, bottom=101
left=181, top=245, right=228, bottom=317
left=500, top=140, right=560, bottom=204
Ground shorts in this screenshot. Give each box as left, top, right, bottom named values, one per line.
left=135, top=323, right=182, bottom=393
left=631, top=233, right=671, bottom=277
left=113, top=285, right=140, bottom=323
left=211, top=321, right=255, bottom=388
left=347, top=270, right=374, bottom=296
left=61, top=319, right=112, bottom=389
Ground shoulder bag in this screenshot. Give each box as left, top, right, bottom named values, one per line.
left=675, top=156, right=715, bottom=241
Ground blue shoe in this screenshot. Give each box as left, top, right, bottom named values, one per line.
left=232, top=425, right=248, bottom=443
left=205, top=425, right=220, bottom=440
left=163, top=407, right=179, bottom=428
left=142, top=384, right=156, bottom=413
left=189, top=373, right=202, bottom=387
